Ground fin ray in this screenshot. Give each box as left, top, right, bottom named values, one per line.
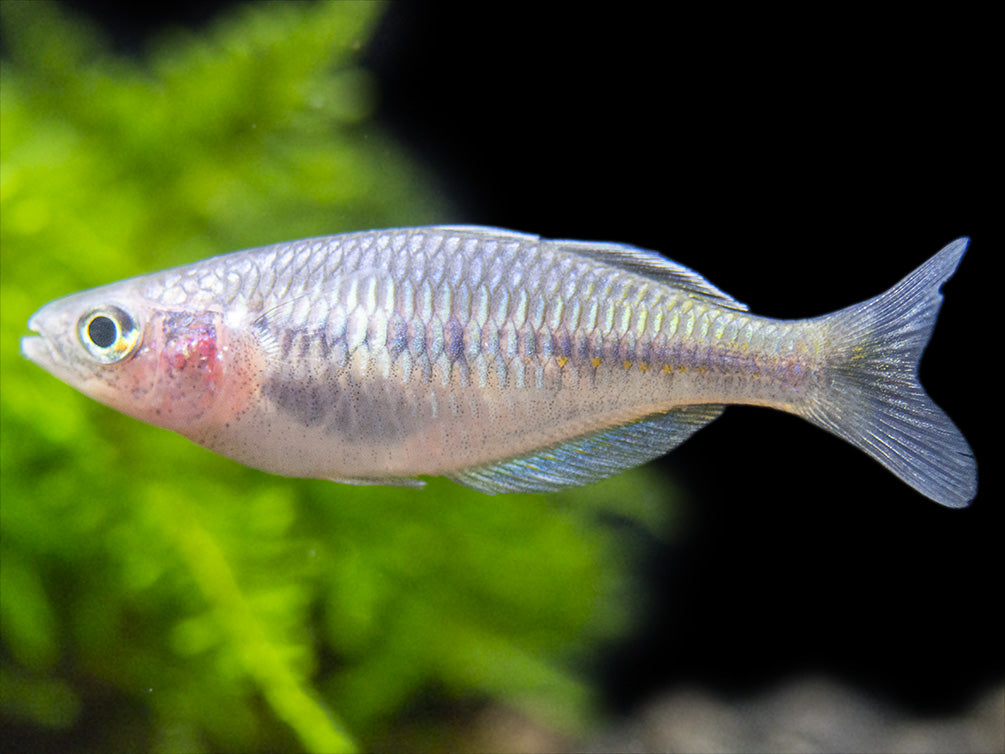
left=450, top=405, right=724, bottom=494
left=328, top=476, right=426, bottom=488
left=800, top=238, right=975, bottom=507
left=429, top=226, right=747, bottom=310
left=547, top=239, right=748, bottom=311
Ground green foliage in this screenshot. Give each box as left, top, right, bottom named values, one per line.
left=0, top=2, right=679, bottom=751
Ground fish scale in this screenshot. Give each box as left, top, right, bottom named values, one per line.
left=22, top=226, right=975, bottom=506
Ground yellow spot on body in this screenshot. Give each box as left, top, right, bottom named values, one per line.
left=591, top=357, right=602, bottom=368
left=662, top=364, right=672, bottom=373
left=639, top=362, right=649, bottom=372
left=556, top=355, right=568, bottom=368
left=623, top=360, right=632, bottom=370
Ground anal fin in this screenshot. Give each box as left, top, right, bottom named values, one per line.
left=449, top=405, right=723, bottom=494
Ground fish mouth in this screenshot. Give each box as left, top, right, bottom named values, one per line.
left=21, top=332, right=49, bottom=366
left=21, top=313, right=58, bottom=371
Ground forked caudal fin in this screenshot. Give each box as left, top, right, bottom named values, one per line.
left=800, top=238, right=976, bottom=508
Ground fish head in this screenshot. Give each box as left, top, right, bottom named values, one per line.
left=22, top=282, right=234, bottom=433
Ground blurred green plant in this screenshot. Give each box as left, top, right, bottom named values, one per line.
left=0, top=2, right=678, bottom=751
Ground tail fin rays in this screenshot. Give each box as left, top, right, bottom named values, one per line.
left=801, top=238, right=976, bottom=508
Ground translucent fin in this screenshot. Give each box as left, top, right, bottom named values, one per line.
left=548, top=239, right=748, bottom=311
left=800, top=238, right=976, bottom=508
left=449, top=405, right=724, bottom=494
left=429, top=226, right=748, bottom=311
left=329, top=476, right=426, bottom=489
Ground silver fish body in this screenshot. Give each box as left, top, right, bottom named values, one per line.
left=22, top=226, right=976, bottom=506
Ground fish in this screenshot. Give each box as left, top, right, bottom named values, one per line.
left=21, top=226, right=976, bottom=507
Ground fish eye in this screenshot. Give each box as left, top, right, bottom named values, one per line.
left=77, top=306, right=141, bottom=363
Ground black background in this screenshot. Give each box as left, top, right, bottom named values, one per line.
left=48, top=0, right=1001, bottom=717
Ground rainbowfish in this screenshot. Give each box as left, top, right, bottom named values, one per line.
left=22, top=227, right=976, bottom=506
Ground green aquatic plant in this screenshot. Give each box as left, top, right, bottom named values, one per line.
left=0, top=2, right=677, bottom=751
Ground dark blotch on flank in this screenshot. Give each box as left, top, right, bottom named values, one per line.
left=262, top=367, right=426, bottom=442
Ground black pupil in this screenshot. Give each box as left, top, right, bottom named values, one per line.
left=88, top=316, right=118, bottom=348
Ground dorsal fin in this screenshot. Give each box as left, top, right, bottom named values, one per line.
left=428, top=226, right=747, bottom=311
left=448, top=404, right=724, bottom=494
left=548, top=239, right=748, bottom=311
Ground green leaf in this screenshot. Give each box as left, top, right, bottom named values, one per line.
left=1, top=2, right=681, bottom=751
